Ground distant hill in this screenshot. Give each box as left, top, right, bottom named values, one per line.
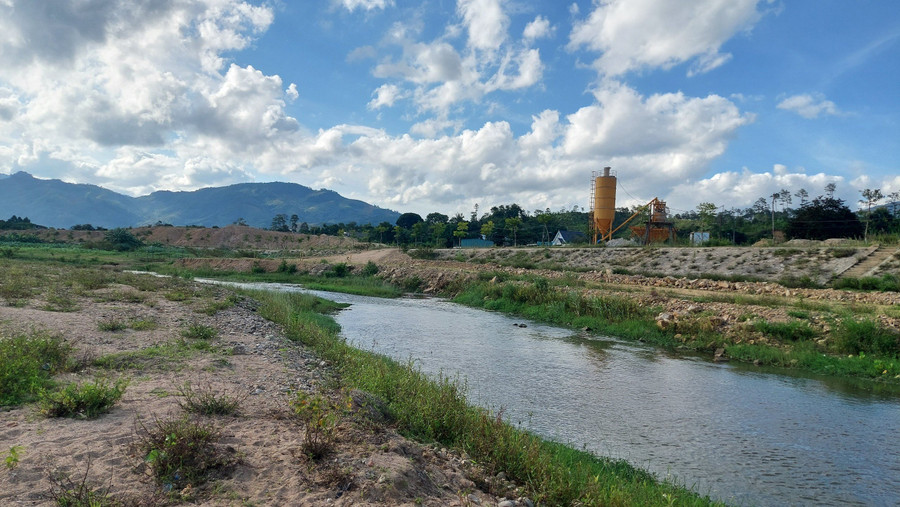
left=0, top=172, right=400, bottom=229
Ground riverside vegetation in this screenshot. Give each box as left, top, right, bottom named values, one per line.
left=0, top=242, right=720, bottom=505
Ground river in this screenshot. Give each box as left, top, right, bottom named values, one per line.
left=207, top=281, right=900, bottom=506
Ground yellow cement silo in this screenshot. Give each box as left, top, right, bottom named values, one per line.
left=592, top=167, right=616, bottom=242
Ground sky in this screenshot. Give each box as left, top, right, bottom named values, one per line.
left=0, top=0, right=898, bottom=219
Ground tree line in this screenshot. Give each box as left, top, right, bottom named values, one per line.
left=266, top=183, right=899, bottom=247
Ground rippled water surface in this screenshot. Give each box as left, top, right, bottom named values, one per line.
left=214, top=281, right=900, bottom=506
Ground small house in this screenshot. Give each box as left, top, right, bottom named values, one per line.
left=551, top=230, right=586, bottom=246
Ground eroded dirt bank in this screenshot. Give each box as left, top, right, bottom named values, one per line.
left=0, top=277, right=521, bottom=506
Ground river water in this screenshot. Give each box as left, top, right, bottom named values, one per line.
left=212, top=281, right=900, bottom=506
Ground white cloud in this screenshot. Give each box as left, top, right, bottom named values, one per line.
left=0, top=0, right=770, bottom=219
left=485, top=49, right=543, bottom=91
left=562, top=81, right=750, bottom=163
left=338, top=0, right=394, bottom=13
left=666, top=166, right=849, bottom=212
left=367, top=1, right=546, bottom=118
left=285, top=83, right=299, bottom=102
left=523, top=15, right=553, bottom=42
left=367, top=84, right=405, bottom=109
left=0, top=0, right=293, bottom=192
left=568, top=0, right=766, bottom=77
left=457, top=0, right=509, bottom=52
left=0, top=87, right=20, bottom=121
left=777, top=93, right=841, bottom=119
left=253, top=80, right=754, bottom=215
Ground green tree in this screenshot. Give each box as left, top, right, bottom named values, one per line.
left=376, top=226, right=388, bottom=243
left=425, top=212, right=449, bottom=225
left=431, top=222, right=446, bottom=247
left=290, top=214, right=299, bottom=232
left=270, top=214, right=289, bottom=232
left=536, top=213, right=552, bottom=244
left=453, top=221, right=469, bottom=247
left=869, top=207, right=897, bottom=234
left=859, top=188, right=884, bottom=243
left=786, top=196, right=863, bottom=240
left=770, top=189, right=792, bottom=240
left=411, top=222, right=425, bottom=246
left=104, top=228, right=143, bottom=251
left=696, top=202, right=717, bottom=233
left=396, top=212, right=424, bottom=229
left=480, top=220, right=495, bottom=240
left=505, top=217, right=522, bottom=246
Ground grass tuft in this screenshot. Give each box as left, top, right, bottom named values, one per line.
left=177, top=382, right=244, bottom=416
left=39, top=378, right=128, bottom=419
left=181, top=324, right=218, bottom=340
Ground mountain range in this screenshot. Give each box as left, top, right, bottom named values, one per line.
left=0, top=172, right=400, bottom=229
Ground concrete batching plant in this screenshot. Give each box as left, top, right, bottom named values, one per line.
left=590, top=167, right=677, bottom=244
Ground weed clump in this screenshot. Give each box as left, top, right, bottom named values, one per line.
left=276, top=259, right=297, bottom=274
left=177, top=382, right=244, bottom=416
left=291, top=392, right=342, bottom=460
left=39, top=378, right=128, bottom=419
left=361, top=260, right=379, bottom=276
left=753, top=320, right=818, bottom=342
left=47, top=456, right=123, bottom=507
left=134, top=416, right=233, bottom=490
left=0, top=331, right=72, bottom=406
left=98, top=319, right=128, bottom=332
left=181, top=324, right=218, bottom=340
left=833, top=274, right=900, bottom=292
left=833, top=319, right=900, bottom=357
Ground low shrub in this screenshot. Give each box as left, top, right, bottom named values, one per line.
left=407, top=247, right=437, bottom=259
left=291, top=392, right=342, bottom=459
left=361, top=260, right=379, bottom=276
left=98, top=319, right=128, bottom=332
left=39, top=378, right=128, bottom=419
left=753, top=320, right=818, bottom=342
left=0, top=332, right=71, bottom=406
left=276, top=259, right=297, bottom=274
left=134, top=416, right=233, bottom=489
left=832, top=274, right=900, bottom=292
left=833, top=319, right=900, bottom=357
left=325, top=262, right=351, bottom=278
left=177, top=382, right=244, bottom=416
left=181, top=324, right=218, bottom=340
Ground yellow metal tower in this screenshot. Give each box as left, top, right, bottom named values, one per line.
left=591, top=167, right=617, bottom=243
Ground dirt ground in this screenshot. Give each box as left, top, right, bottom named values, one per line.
left=0, top=280, right=519, bottom=506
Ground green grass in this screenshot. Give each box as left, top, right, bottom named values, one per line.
left=0, top=331, right=72, bottom=406
left=832, top=274, right=900, bottom=292
left=93, top=339, right=218, bottom=372
left=250, top=289, right=716, bottom=506
left=753, top=320, right=819, bottom=342
left=181, top=323, right=218, bottom=340
left=451, top=280, right=678, bottom=350
left=98, top=319, right=129, bottom=332
left=833, top=318, right=900, bottom=357
left=448, top=278, right=900, bottom=382
left=39, top=378, right=128, bottom=419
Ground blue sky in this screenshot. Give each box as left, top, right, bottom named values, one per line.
left=0, top=0, right=897, bottom=218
